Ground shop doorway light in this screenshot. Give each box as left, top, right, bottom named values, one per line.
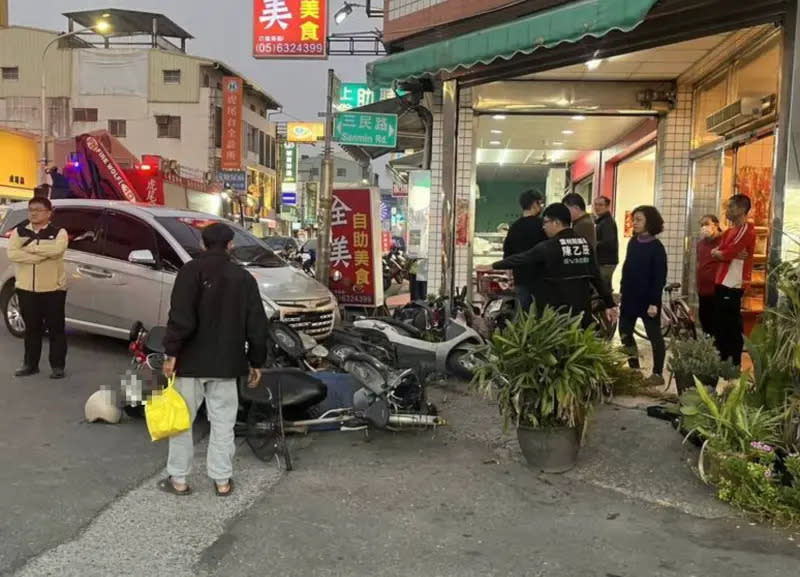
left=585, top=58, right=602, bottom=70
left=492, top=114, right=506, bottom=120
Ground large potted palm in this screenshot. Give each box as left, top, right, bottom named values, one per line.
left=472, top=307, right=623, bottom=473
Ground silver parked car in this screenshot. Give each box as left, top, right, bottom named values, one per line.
left=0, top=200, right=339, bottom=341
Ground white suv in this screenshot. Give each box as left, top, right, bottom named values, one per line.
left=0, top=200, right=338, bottom=340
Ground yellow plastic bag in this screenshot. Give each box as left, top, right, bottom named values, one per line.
left=145, top=376, right=191, bottom=442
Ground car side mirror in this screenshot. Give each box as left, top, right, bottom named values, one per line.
left=128, top=249, right=156, bottom=266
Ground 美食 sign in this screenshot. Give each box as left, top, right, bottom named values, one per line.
left=253, top=0, right=328, bottom=59
left=328, top=188, right=384, bottom=307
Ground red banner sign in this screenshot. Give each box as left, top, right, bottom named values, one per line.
left=253, top=0, right=328, bottom=59
left=221, top=77, right=243, bottom=170
left=329, top=188, right=384, bottom=307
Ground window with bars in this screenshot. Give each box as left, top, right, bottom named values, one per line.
left=73, top=108, right=98, bottom=122
left=108, top=119, right=127, bottom=137
left=156, top=115, right=181, bottom=139
left=336, top=168, right=347, bottom=178
left=163, top=69, right=182, bottom=84
left=1, top=67, right=19, bottom=80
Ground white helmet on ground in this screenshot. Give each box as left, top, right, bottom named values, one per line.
left=84, top=389, right=122, bottom=424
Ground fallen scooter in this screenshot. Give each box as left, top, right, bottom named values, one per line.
left=118, top=321, right=444, bottom=471
left=352, top=310, right=484, bottom=380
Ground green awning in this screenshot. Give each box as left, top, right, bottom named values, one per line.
left=367, top=0, right=659, bottom=89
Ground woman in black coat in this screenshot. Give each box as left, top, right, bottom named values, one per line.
left=618, top=205, right=667, bottom=387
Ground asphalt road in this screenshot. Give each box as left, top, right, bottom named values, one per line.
left=0, top=327, right=169, bottom=575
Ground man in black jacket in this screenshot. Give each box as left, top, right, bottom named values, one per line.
left=592, top=196, right=619, bottom=293
left=493, top=203, right=617, bottom=329
left=502, top=189, right=547, bottom=311
left=160, top=223, right=268, bottom=497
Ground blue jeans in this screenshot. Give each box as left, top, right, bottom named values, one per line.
left=515, top=285, right=533, bottom=313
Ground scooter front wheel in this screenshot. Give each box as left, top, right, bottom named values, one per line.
left=446, top=349, right=476, bottom=381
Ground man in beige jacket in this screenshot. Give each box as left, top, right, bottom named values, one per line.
left=7, top=197, right=69, bottom=378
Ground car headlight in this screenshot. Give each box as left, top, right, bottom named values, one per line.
left=262, top=297, right=279, bottom=320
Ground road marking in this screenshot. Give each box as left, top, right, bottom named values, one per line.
left=13, top=440, right=284, bottom=577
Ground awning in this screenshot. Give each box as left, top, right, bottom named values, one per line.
left=340, top=97, right=427, bottom=163
left=367, top=0, right=659, bottom=89
left=0, top=185, right=34, bottom=200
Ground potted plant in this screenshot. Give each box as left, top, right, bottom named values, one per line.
left=471, top=307, right=623, bottom=473
left=668, top=334, right=739, bottom=394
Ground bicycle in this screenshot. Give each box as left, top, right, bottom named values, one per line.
left=633, top=282, right=697, bottom=340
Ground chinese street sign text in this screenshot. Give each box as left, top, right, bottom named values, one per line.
left=219, top=170, right=247, bottom=192
left=337, top=83, right=397, bottom=112
left=329, top=188, right=383, bottom=306
left=333, top=112, right=398, bottom=148
left=253, top=0, right=328, bottom=59
left=282, top=142, right=297, bottom=183
left=221, top=77, right=243, bottom=170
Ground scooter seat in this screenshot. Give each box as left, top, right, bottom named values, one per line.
left=240, top=368, right=327, bottom=411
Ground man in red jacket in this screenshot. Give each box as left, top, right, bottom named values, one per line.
left=711, top=194, right=756, bottom=367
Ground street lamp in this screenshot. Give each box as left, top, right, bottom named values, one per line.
left=40, top=19, right=111, bottom=182
left=334, top=2, right=364, bottom=25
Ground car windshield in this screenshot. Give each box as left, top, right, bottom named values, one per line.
left=263, top=236, right=296, bottom=251
left=156, top=217, right=285, bottom=268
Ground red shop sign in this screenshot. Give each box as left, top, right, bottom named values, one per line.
left=328, top=188, right=384, bottom=307
left=253, top=0, right=328, bottom=59
left=221, top=77, right=244, bottom=171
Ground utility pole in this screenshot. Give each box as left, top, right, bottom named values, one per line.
left=316, top=69, right=338, bottom=284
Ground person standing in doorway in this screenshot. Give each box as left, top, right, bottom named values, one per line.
left=502, top=189, right=547, bottom=311
left=160, top=223, right=268, bottom=497
left=695, top=214, right=722, bottom=336
left=618, top=206, right=668, bottom=387
left=712, top=194, right=756, bottom=367
left=7, top=197, right=68, bottom=379
left=593, top=196, right=619, bottom=293
left=563, top=193, right=597, bottom=250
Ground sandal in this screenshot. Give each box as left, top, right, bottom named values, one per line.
left=158, top=477, right=192, bottom=496
left=214, top=478, right=234, bottom=497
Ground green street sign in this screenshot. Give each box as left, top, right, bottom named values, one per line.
left=333, top=112, right=398, bottom=148
left=337, top=83, right=397, bottom=111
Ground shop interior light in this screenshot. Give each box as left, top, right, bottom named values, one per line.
left=489, top=140, right=502, bottom=146
left=492, top=114, right=507, bottom=120
left=561, top=130, right=574, bottom=135
left=551, top=141, right=564, bottom=146
left=556, top=98, right=570, bottom=107
left=490, top=129, right=503, bottom=134
left=571, top=115, right=586, bottom=121
left=585, top=58, right=602, bottom=70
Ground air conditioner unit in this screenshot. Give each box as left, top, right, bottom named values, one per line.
left=706, top=96, right=773, bottom=135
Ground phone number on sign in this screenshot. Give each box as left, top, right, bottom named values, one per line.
left=255, top=42, right=325, bottom=55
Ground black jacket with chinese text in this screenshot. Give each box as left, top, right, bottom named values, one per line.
left=493, top=229, right=614, bottom=324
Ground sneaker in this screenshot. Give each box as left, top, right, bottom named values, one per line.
left=50, top=368, right=66, bottom=380
left=14, top=365, right=39, bottom=377
left=644, top=374, right=665, bottom=388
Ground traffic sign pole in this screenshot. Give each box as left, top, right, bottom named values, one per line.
left=316, top=69, right=337, bottom=285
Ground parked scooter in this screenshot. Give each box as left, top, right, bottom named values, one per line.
left=353, top=307, right=484, bottom=380
left=382, top=246, right=408, bottom=291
